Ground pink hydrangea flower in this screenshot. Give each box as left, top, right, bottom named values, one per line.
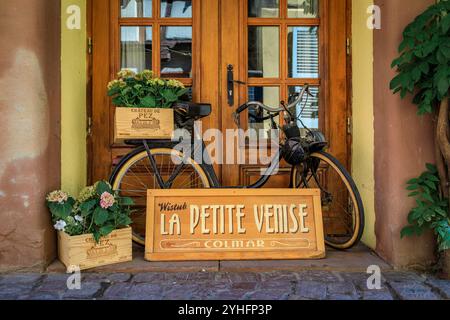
left=100, top=192, right=115, bottom=209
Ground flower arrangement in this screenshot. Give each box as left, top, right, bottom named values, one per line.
left=46, top=181, right=134, bottom=242
left=107, top=69, right=189, bottom=108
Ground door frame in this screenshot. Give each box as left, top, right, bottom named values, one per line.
left=87, top=0, right=353, bottom=184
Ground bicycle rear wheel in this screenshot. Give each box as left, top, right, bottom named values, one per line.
left=291, top=151, right=364, bottom=250
left=110, top=147, right=213, bottom=245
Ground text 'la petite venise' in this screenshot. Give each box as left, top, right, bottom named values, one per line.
left=160, top=203, right=310, bottom=236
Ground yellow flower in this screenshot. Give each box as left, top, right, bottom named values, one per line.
left=107, top=79, right=127, bottom=90
left=117, top=69, right=136, bottom=79
left=167, top=79, right=185, bottom=88
left=140, top=70, right=154, bottom=80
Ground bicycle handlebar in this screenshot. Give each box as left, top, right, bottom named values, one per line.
left=235, top=84, right=312, bottom=115
left=233, top=84, right=313, bottom=129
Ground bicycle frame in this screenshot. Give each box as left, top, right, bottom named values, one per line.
left=141, top=136, right=282, bottom=190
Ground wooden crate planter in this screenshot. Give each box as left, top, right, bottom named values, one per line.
left=58, top=227, right=132, bottom=271
left=114, top=107, right=174, bottom=141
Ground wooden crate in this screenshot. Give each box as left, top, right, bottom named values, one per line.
left=114, top=107, right=174, bottom=141
left=58, top=227, right=132, bottom=271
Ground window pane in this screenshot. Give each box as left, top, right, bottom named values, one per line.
left=160, top=26, right=192, bottom=78
left=248, top=0, right=279, bottom=17
left=161, top=0, right=192, bottom=18
left=288, top=26, right=319, bottom=78
left=121, top=0, right=152, bottom=18
left=288, top=0, right=319, bottom=18
left=248, top=26, right=279, bottom=78
left=288, top=86, right=319, bottom=129
left=121, top=26, right=152, bottom=73
left=248, top=87, right=280, bottom=139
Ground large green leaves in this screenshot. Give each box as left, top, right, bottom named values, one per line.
left=401, top=164, right=449, bottom=252
left=94, top=207, right=109, bottom=225
left=390, top=1, right=450, bottom=115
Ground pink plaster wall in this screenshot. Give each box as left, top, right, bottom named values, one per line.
left=374, top=0, right=437, bottom=268
left=0, top=0, right=61, bottom=271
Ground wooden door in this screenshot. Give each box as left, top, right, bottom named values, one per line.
left=219, top=0, right=350, bottom=187
left=90, top=0, right=350, bottom=188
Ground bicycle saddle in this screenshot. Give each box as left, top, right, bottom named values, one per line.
left=173, top=102, right=212, bottom=119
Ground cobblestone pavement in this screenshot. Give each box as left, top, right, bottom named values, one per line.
left=0, top=271, right=448, bottom=300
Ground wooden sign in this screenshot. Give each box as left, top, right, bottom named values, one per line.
left=145, top=189, right=325, bottom=261
left=114, top=107, right=174, bottom=141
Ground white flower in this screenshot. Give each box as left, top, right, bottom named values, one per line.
left=54, top=220, right=67, bottom=232
left=74, top=215, right=83, bottom=223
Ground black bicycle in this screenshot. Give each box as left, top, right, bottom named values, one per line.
left=110, top=85, right=364, bottom=250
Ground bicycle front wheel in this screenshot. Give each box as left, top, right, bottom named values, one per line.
left=110, top=147, right=213, bottom=246
left=291, top=151, right=364, bottom=250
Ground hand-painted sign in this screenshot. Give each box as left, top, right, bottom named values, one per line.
left=145, top=189, right=325, bottom=261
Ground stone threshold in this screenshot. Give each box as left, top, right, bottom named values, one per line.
left=46, top=244, right=392, bottom=274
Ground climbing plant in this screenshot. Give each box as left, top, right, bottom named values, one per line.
left=390, top=0, right=450, bottom=207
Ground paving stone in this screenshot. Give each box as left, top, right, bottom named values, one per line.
left=426, top=278, right=450, bottom=299
left=362, top=290, right=394, bottom=300
left=231, top=282, right=257, bottom=290
left=164, top=283, right=204, bottom=300
left=327, top=281, right=359, bottom=299
left=212, top=289, right=249, bottom=300
left=342, top=272, right=388, bottom=292
left=0, top=274, right=42, bottom=285
left=0, top=284, right=34, bottom=300
left=295, top=281, right=327, bottom=300
left=132, top=273, right=166, bottom=283
left=245, top=290, right=290, bottom=300
left=62, top=282, right=103, bottom=300
left=383, top=272, right=426, bottom=283
left=257, top=280, right=292, bottom=291
left=37, top=276, right=71, bottom=292
left=225, top=272, right=262, bottom=283
left=26, top=291, right=63, bottom=300
left=295, top=271, right=340, bottom=282
left=101, top=283, right=133, bottom=300
left=388, top=281, right=440, bottom=300
left=82, top=273, right=131, bottom=283
left=260, top=271, right=298, bottom=282
left=327, top=294, right=359, bottom=300
left=127, top=283, right=165, bottom=300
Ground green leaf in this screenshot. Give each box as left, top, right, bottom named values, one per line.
left=140, top=96, right=156, bottom=108
left=120, top=197, right=135, bottom=206
left=94, top=207, right=109, bottom=225
left=401, top=226, right=416, bottom=238
left=161, top=89, right=178, bottom=103
left=425, top=163, right=437, bottom=173
left=99, top=225, right=115, bottom=237
left=407, top=178, right=420, bottom=185
left=422, top=191, right=434, bottom=203
left=407, top=184, right=420, bottom=191
left=96, top=181, right=112, bottom=195
left=117, top=215, right=133, bottom=226
left=79, top=199, right=97, bottom=216
left=424, top=180, right=437, bottom=191
left=441, top=13, right=450, bottom=34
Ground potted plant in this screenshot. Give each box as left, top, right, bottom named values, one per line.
left=391, top=1, right=450, bottom=277
left=46, top=181, right=134, bottom=270
left=107, top=69, right=189, bottom=141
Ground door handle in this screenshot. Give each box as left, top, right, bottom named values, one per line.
left=227, top=64, right=245, bottom=107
